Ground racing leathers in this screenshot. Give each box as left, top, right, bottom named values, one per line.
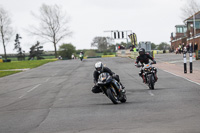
left=92, top=67, right=125, bottom=93
left=135, top=53, right=158, bottom=82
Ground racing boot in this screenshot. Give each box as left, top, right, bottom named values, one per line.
left=118, top=89, right=124, bottom=101
left=154, top=68, right=158, bottom=82
left=119, top=82, right=126, bottom=93
left=142, top=75, right=146, bottom=83
left=154, top=74, right=158, bottom=82
left=139, top=72, right=145, bottom=83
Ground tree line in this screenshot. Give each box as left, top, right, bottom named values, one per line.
left=0, top=4, right=72, bottom=60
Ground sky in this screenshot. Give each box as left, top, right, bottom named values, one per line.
left=0, top=0, right=194, bottom=54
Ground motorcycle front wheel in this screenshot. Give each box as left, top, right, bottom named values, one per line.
left=120, top=94, right=127, bottom=103
left=106, top=89, right=118, bottom=104
left=149, top=74, right=155, bottom=90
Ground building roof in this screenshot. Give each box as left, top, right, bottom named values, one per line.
left=175, top=25, right=186, bottom=27
left=184, top=11, right=200, bottom=22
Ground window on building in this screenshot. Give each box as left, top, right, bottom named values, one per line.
left=177, top=27, right=184, bottom=33
left=180, top=27, right=183, bottom=33
left=184, top=27, right=187, bottom=32
left=195, top=21, right=200, bottom=29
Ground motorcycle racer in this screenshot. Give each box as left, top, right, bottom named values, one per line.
left=92, top=62, right=125, bottom=93
left=135, top=48, right=158, bottom=82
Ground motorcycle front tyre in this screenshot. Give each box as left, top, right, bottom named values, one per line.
left=106, top=89, right=118, bottom=104
left=149, top=74, right=155, bottom=90
left=120, top=94, right=127, bottom=103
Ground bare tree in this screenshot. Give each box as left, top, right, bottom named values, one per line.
left=0, top=6, right=13, bottom=60
left=181, top=0, right=200, bottom=20
left=91, top=37, right=113, bottom=52
left=30, top=4, right=72, bottom=58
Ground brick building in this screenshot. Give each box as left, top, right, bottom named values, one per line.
left=171, top=11, right=200, bottom=51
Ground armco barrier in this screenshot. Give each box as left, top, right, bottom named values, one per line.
left=117, top=50, right=170, bottom=59
left=3, top=59, right=11, bottom=62
left=153, top=50, right=169, bottom=54
left=130, top=52, right=139, bottom=59
left=116, top=50, right=138, bottom=59
left=101, top=55, right=116, bottom=58
left=86, top=56, right=101, bottom=58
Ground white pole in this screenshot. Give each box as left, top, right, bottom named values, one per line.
left=189, top=52, right=193, bottom=73
left=183, top=52, right=187, bottom=73
left=193, top=14, right=196, bottom=36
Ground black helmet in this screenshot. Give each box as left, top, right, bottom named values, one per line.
left=139, top=48, right=145, bottom=55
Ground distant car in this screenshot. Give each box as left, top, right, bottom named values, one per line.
left=118, top=45, right=125, bottom=50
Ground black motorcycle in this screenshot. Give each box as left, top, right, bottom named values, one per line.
left=97, top=72, right=126, bottom=104
left=136, top=62, right=157, bottom=90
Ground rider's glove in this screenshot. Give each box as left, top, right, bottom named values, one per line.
left=152, top=60, right=156, bottom=64
left=135, top=64, right=140, bottom=68
left=94, top=79, right=98, bottom=85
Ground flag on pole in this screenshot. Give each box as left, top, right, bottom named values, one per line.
left=128, top=33, right=137, bottom=46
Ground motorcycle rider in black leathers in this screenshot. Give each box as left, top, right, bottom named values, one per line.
left=92, top=61, right=125, bottom=93
left=135, top=48, right=158, bottom=82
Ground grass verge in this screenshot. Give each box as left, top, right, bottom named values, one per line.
left=0, top=71, right=22, bottom=78
left=0, top=59, right=57, bottom=70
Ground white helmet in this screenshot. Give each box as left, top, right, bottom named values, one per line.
left=95, top=62, right=103, bottom=73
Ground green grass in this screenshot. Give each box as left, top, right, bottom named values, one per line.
left=0, top=59, right=57, bottom=70
left=5, top=56, right=56, bottom=61
left=0, top=71, right=22, bottom=77
left=96, top=52, right=116, bottom=56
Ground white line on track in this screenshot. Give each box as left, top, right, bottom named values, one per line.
left=148, top=90, right=155, bottom=96
left=51, top=73, right=57, bottom=77
left=19, top=94, right=26, bottom=99
left=27, top=84, right=41, bottom=92
left=19, top=84, right=41, bottom=98
left=163, top=70, right=200, bottom=86
left=45, top=78, right=50, bottom=82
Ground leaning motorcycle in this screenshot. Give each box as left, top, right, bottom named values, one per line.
left=97, top=72, right=126, bottom=104
left=136, top=62, right=157, bottom=90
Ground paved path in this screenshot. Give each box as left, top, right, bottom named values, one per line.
left=155, top=53, right=200, bottom=85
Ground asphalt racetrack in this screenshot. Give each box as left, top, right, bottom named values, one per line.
left=0, top=57, right=200, bottom=133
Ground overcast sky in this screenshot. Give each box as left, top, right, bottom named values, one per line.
left=0, top=0, right=195, bottom=54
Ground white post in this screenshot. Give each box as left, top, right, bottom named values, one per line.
left=189, top=52, right=193, bottom=73
left=183, top=52, right=187, bottom=73
left=193, top=14, right=196, bottom=36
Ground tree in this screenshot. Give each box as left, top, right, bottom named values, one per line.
left=181, top=0, right=200, bottom=19
left=157, top=42, right=170, bottom=50
left=91, top=37, right=113, bottom=52
left=0, top=6, right=13, bottom=60
left=14, top=34, right=25, bottom=61
left=108, top=44, right=116, bottom=52
left=28, top=41, right=44, bottom=60
left=58, top=43, right=76, bottom=59
left=30, top=4, right=72, bottom=58
left=151, top=43, right=157, bottom=50
left=84, top=50, right=96, bottom=57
